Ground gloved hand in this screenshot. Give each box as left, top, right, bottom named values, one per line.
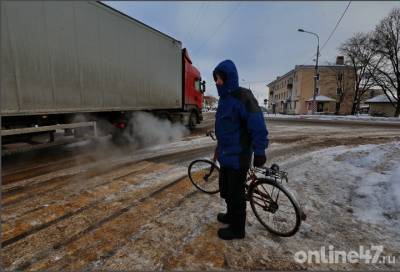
left=253, top=155, right=266, bottom=167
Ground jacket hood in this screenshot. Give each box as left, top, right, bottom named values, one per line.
left=213, top=60, right=239, bottom=97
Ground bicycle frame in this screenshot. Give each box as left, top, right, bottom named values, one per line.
left=206, top=129, right=289, bottom=206
left=189, top=130, right=304, bottom=236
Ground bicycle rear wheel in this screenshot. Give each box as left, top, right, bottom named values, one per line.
left=249, top=178, right=301, bottom=237
left=188, top=159, right=220, bottom=194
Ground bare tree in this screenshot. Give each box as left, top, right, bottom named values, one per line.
left=326, top=63, right=351, bottom=115
left=339, top=32, right=378, bottom=114
left=370, top=7, right=400, bottom=117
left=203, top=95, right=218, bottom=109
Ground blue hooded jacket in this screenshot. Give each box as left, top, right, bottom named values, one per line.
left=213, top=60, right=269, bottom=170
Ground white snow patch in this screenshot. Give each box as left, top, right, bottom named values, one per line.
left=144, top=136, right=214, bottom=153
left=390, top=165, right=400, bottom=208
left=30, top=220, right=41, bottom=226
left=285, top=141, right=400, bottom=231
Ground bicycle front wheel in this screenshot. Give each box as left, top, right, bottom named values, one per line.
left=188, top=159, right=220, bottom=194
left=249, top=178, right=301, bottom=237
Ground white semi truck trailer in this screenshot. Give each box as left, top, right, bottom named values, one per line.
left=1, top=1, right=205, bottom=146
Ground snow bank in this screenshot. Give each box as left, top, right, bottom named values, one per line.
left=264, top=113, right=400, bottom=122
left=390, top=165, right=400, bottom=208
left=284, top=141, right=400, bottom=231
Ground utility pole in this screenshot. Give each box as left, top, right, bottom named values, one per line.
left=298, top=29, right=320, bottom=114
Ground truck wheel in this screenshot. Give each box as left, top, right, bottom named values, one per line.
left=111, top=130, right=129, bottom=146
left=189, top=112, right=197, bottom=130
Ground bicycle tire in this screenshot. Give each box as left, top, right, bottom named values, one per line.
left=249, top=178, right=301, bottom=237
left=188, top=159, right=220, bottom=194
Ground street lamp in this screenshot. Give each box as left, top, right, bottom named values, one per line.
left=263, top=98, right=269, bottom=114
left=298, top=28, right=320, bottom=114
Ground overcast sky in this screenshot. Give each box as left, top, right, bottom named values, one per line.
left=104, top=1, right=399, bottom=104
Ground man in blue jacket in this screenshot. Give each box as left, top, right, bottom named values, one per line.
left=213, top=60, right=268, bottom=240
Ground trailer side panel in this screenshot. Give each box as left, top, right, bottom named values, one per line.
left=1, top=1, right=182, bottom=116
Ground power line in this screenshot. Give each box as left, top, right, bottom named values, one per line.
left=320, top=1, right=351, bottom=52
left=185, top=2, right=208, bottom=46
left=299, top=1, right=351, bottom=66
left=193, top=2, right=242, bottom=56
left=300, top=52, right=317, bottom=66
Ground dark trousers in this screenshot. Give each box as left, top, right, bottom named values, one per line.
left=219, top=166, right=248, bottom=233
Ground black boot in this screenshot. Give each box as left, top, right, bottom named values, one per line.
left=217, top=226, right=245, bottom=240
left=218, top=209, right=246, bottom=240
left=217, top=213, right=231, bottom=224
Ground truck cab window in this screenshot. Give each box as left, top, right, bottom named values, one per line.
left=195, top=79, right=201, bottom=92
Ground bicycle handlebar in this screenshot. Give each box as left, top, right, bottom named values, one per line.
left=205, top=130, right=286, bottom=180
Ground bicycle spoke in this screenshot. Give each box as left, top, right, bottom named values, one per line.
left=253, top=188, right=271, bottom=200
left=275, top=190, right=280, bottom=203
left=250, top=179, right=300, bottom=236
left=252, top=194, right=272, bottom=207
left=260, top=183, right=268, bottom=195
left=259, top=183, right=278, bottom=205
left=252, top=199, right=268, bottom=209
left=269, top=184, right=276, bottom=199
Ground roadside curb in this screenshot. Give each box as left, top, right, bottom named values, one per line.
left=265, top=117, right=400, bottom=127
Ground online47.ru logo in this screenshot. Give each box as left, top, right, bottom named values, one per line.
left=294, top=245, right=396, bottom=264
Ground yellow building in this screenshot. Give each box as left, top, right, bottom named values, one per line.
left=267, top=57, right=355, bottom=115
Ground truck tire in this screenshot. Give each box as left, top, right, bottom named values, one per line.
left=111, top=130, right=129, bottom=146
left=188, top=111, right=197, bottom=130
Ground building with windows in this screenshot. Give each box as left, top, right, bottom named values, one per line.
left=365, top=94, right=398, bottom=117
left=267, top=57, right=356, bottom=115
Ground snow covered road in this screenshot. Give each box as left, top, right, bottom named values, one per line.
left=2, top=118, right=400, bottom=270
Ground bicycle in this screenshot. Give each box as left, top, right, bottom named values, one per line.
left=188, top=131, right=305, bottom=237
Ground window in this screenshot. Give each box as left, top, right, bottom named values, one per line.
left=195, top=79, right=201, bottom=92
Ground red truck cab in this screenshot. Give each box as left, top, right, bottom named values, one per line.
left=182, top=48, right=205, bottom=128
